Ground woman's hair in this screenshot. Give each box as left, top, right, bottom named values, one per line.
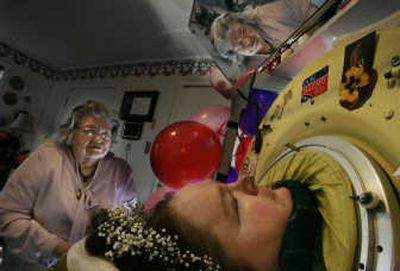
left=85, top=196, right=251, bottom=271
left=210, top=11, right=259, bottom=61
left=56, top=100, right=118, bottom=146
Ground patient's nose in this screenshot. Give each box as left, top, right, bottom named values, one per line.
left=229, top=177, right=259, bottom=195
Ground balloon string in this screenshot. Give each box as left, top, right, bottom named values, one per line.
left=217, top=123, right=225, bottom=136
left=234, top=134, right=247, bottom=157
left=232, top=67, right=257, bottom=90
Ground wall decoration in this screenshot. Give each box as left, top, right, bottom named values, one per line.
left=0, top=41, right=213, bottom=81
left=0, top=42, right=55, bottom=79
left=301, top=65, right=329, bottom=103
left=269, top=89, right=292, bottom=121
left=121, top=122, right=143, bottom=140
left=9, top=76, right=25, bottom=91
left=9, top=110, right=34, bottom=133
left=119, top=91, right=159, bottom=122
left=52, top=59, right=212, bottom=80
left=339, top=31, right=377, bottom=111
left=2, top=92, right=18, bottom=106
left=0, top=64, right=5, bottom=81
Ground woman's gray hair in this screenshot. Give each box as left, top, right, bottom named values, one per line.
left=210, top=11, right=258, bottom=61
left=56, top=100, right=119, bottom=146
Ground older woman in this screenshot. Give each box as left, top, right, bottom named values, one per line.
left=210, top=0, right=323, bottom=60
left=0, top=100, right=136, bottom=270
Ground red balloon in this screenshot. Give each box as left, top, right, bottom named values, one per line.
left=150, top=121, right=222, bottom=189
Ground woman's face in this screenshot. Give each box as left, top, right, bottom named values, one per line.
left=229, top=22, right=269, bottom=56
left=169, top=178, right=293, bottom=271
left=71, top=115, right=112, bottom=163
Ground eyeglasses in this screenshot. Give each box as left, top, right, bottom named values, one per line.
left=75, top=127, right=112, bottom=141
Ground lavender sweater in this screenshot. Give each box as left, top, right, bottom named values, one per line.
left=0, top=141, right=136, bottom=270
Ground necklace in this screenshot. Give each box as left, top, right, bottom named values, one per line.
left=78, top=162, right=97, bottom=185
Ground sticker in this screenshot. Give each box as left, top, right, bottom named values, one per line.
left=339, top=31, right=377, bottom=111
left=269, top=90, right=292, bottom=121
left=301, top=66, right=329, bottom=103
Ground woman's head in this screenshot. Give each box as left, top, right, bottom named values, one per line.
left=86, top=178, right=293, bottom=271
left=211, top=12, right=273, bottom=58
left=57, top=100, right=116, bottom=163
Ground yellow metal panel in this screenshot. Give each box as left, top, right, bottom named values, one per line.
left=256, top=27, right=400, bottom=194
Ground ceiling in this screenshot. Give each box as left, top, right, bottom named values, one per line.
left=0, top=0, right=210, bottom=71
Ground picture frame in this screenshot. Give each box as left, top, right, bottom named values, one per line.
left=119, top=91, right=159, bottom=122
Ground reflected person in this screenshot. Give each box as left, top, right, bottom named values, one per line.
left=211, top=0, right=325, bottom=60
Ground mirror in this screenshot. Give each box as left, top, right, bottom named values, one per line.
left=189, top=0, right=351, bottom=77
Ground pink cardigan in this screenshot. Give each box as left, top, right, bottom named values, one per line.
left=244, top=0, right=317, bottom=48
left=0, top=140, right=136, bottom=269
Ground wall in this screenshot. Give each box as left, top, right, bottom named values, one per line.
left=0, top=58, right=54, bottom=150
left=24, top=71, right=229, bottom=202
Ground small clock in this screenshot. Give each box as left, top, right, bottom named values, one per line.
left=122, top=122, right=143, bottom=140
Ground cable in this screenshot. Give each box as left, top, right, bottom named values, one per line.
left=234, top=72, right=263, bottom=154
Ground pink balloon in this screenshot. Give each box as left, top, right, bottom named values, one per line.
left=144, top=186, right=175, bottom=210
left=190, top=105, right=230, bottom=143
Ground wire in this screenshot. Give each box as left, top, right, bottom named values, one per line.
left=234, top=73, right=263, bottom=154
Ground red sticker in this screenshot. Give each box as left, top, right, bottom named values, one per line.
left=301, top=66, right=329, bottom=103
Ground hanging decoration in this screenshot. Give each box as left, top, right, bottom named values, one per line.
left=0, top=42, right=55, bottom=79
left=0, top=41, right=213, bottom=81
left=53, top=59, right=213, bottom=81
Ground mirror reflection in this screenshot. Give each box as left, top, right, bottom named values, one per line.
left=190, top=0, right=345, bottom=71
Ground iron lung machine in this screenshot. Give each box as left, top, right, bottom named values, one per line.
left=254, top=26, right=400, bottom=270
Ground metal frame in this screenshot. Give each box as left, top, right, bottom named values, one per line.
left=268, top=135, right=400, bottom=271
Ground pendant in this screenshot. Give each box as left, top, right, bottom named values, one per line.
left=76, top=189, right=82, bottom=200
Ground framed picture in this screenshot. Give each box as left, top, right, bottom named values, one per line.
left=119, top=91, right=159, bottom=122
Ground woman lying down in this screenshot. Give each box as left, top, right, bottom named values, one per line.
left=55, top=150, right=357, bottom=271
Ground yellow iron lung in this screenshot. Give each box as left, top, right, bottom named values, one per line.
left=256, top=27, right=400, bottom=196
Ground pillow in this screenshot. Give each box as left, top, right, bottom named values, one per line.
left=257, top=150, right=357, bottom=271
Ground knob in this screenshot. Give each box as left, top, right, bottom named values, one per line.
left=357, top=192, right=380, bottom=209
